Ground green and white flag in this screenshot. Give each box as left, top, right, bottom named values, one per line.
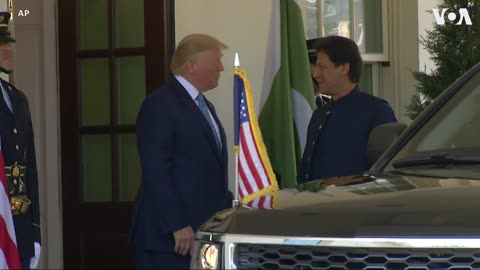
left=259, top=0, right=315, bottom=188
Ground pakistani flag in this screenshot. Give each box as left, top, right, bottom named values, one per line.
left=259, top=0, right=315, bottom=188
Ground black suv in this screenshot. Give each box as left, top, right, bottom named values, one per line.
left=190, top=62, right=480, bottom=270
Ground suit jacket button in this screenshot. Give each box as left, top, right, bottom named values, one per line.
left=13, top=128, right=17, bottom=134
left=16, top=145, right=19, bottom=150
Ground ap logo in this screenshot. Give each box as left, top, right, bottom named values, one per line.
left=433, top=8, right=472, bottom=25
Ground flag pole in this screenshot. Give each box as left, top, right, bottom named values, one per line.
left=232, top=53, right=240, bottom=207
left=233, top=52, right=241, bottom=208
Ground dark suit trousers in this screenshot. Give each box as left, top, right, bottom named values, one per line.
left=21, top=259, right=30, bottom=269
left=135, top=249, right=190, bottom=269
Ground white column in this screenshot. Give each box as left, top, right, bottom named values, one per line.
left=380, top=0, right=420, bottom=124
left=418, top=0, right=440, bottom=74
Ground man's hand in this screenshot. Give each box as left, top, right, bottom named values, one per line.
left=173, top=226, right=194, bottom=256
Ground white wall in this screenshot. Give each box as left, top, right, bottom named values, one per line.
left=0, top=0, right=7, bottom=11
left=175, top=0, right=272, bottom=190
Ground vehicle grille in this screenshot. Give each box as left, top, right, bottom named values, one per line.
left=235, top=244, right=480, bottom=269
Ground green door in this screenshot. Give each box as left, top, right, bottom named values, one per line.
left=59, top=0, right=174, bottom=268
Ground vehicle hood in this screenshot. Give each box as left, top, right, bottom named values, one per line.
left=200, top=173, right=480, bottom=238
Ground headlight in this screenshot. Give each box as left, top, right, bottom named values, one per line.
left=190, top=241, right=222, bottom=269
left=201, top=244, right=219, bottom=268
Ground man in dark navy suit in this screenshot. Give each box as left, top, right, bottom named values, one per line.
left=298, top=36, right=397, bottom=184
left=129, top=33, right=231, bottom=269
left=0, top=12, right=41, bottom=269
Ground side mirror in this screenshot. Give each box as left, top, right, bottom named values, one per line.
left=367, top=122, right=407, bottom=165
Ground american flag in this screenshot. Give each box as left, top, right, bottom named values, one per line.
left=234, top=68, right=278, bottom=209
left=0, top=135, right=21, bottom=269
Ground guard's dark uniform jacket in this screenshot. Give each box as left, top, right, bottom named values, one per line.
left=0, top=79, right=40, bottom=259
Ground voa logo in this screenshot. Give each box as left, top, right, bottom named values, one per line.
left=433, top=8, right=472, bottom=25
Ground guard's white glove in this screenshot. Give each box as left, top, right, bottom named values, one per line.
left=29, top=242, right=41, bottom=269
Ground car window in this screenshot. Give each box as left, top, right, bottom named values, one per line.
left=416, top=82, right=480, bottom=151
left=385, top=69, right=480, bottom=172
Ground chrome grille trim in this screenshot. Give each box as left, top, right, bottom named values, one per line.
left=235, top=244, right=480, bottom=269
left=195, top=232, right=480, bottom=269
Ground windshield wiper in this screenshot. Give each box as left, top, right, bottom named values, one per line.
left=392, top=154, right=480, bottom=169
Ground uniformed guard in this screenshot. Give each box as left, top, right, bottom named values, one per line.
left=307, top=38, right=332, bottom=109
left=298, top=36, right=397, bottom=184
left=0, top=11, right=41, bottom=269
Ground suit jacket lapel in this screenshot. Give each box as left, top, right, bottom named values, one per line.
left=207, top=100, right=228, bottom=186
left=170, top=78, right=222, bottom=162
left=205, top=98, right=227, bottom=161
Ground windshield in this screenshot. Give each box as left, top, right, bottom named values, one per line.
left=384, top=68, right=480, bottom=179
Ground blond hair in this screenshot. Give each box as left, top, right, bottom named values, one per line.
left=170, top=34, right=227, bottom=75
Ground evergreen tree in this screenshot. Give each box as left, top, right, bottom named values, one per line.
left=407, top=0, right=480, bottom=119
